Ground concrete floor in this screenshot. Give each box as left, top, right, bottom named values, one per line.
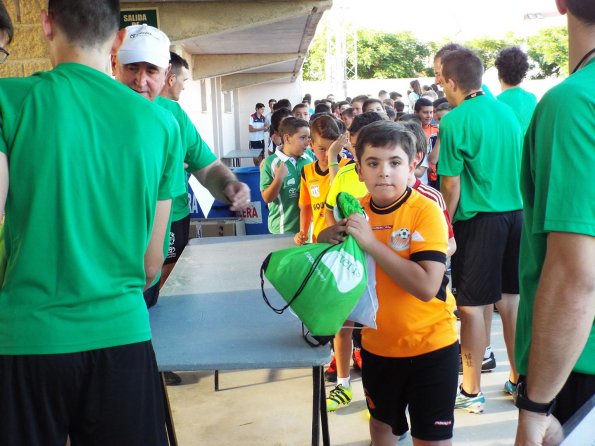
left=165, top=316, right=518, bottom=445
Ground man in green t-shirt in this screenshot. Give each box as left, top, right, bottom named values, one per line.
left=438, top=48, right=524, bottom=413
left=113, top=25, right=250, bottom=302
left=495, top=46, right=537, bottom=133
left=0, top=1, right=184, bottom=444
left=514, top=1, right=595, bottom=444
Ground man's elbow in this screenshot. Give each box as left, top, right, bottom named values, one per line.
left=145, top=258, right=164, bottom=286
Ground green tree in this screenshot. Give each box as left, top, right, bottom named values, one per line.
left=356, top=30, right=430, bottom=79
left=526, top=26, right=568, bottom=78
left=302, top=25, right=327, bottom=81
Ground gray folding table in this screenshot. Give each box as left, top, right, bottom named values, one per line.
left=150, top=234, right=332, bottom=445
left=221, top=149, right=263, bottom=167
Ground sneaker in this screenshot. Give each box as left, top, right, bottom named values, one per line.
left=455, top=387, right=485, bottom=414
left=458, top=352, right=497, bottom=374
left=504, top=380, right=517, bottom=396
left=326, top=384, right=352, bottom=412
left=352, top=348, right=362, bottom=370
left=164, top=371, right=182, bottom=386
left=324, top=356, right=337, bottom=383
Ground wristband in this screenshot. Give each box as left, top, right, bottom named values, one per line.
left=514, top=381, right=556, bottom=415
left=328, top=161, right=338, bottom=166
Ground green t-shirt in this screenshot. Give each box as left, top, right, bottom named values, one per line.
left=515, top=59, right=595, bottom=376
left=497, top=87, right=538, bottom=133
left=0, top=63, right=185, bottom=354
left=260, top=149, right=314, bottom=234
left=155, top=96, right=217, bottom=222
left=438, top=94, right=523, bottom=222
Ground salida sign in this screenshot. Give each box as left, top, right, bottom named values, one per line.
left=119, top=9, right=159, bottom=29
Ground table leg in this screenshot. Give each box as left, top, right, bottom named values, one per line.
left=214, top=369, right=219, bottom=391
left=312, top=366, right=321, bottom=446
left=160, top=372, right=178, bottom=446
left=320, top=369, right=330, bottom=446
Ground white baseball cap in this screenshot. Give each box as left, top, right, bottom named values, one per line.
left=118, top=24, right=171, bottom=68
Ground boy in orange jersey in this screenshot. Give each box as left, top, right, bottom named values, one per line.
left=320, top=121, right=458, bottom=445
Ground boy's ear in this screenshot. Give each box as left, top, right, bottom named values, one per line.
left=356, top=161, right=364, bottom=182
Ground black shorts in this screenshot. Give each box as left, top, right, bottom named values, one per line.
left=361, top=343, right=458, bottom=441
left=452, top=210, right=522, bottom=307
left=164, top=215, right=190, bottom=265
left=249, top=140, right=265, bottom=150
left=0, top=341, right=166, bottom=446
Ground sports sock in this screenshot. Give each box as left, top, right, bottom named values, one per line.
left=337, top=377, right=351, bottom=388
left=460, top=387, right=479, bottom=398
left=484, top=346, right=492, bottom=359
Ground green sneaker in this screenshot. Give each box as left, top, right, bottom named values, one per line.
left=455, top=387, right=485, bottom=414
left=326, top=384, right=352, bottom=412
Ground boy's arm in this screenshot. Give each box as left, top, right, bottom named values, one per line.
left=261, top=161, right=287, bottom=203
left=346, top=213, right=445, bottom=301
left=144, top=199, right=171, bottom=290
left=324, top=208, right=337, bottom=227
left=0, top=153, right=8, bottom=218
left=295, top=204, right=312, bottom=245
left=428, top=135, right=440, bottom=164
left=441, top=175, right=460, bottom=222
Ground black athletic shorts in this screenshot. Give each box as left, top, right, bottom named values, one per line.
left=0, top=341, right=167, bottom=446
left=361, top=342, right=458, bottom=441
left=164, top=214, right=190, bottom=265
left=451, top=210, right=522, bottom=307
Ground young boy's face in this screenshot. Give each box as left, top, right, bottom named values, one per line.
left=417, top=106, right=434, bottom=126
left=310, top=135, right=333, bottom=164
left=283, top=126, right=310, bottom=157
left=293, top=107, right=310, bottom=121
left=357, top=144, right=414, bottom=207
left=363, top=101, right=384, bottom=114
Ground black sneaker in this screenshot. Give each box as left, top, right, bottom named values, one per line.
left=458, top=352, right=496, bottom=374
left=164, top=371, right=182, bottom=386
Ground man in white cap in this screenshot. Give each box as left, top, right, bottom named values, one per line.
left=113, top=24, right=250, bottom=384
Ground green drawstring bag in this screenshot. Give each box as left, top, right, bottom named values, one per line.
left=260, top=193, right=367, bottom=345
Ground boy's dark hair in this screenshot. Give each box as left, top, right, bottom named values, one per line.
left=435, top=102, right=452, bottom=113
left=495, top=46, right=530, bottom=86
left=48, top=0, right=119, bottom=46
left=348, top=111, right=386, bottom=135
left=351, top=94, right=369, bottom=105
left=396, top=111, right=406, bottom=121
left=394, top=100, right=405, bottom=112
left=385, top=106, right=396, bottom=120
left=434, top=42, right=465, bottom=62
left=414, top=97, right=433, bottom=112
left=340, top=107, right=354, bottom=118
left=378, top=89, right=388, bottom=96
left=309, top=111, right=333, bottom=122
left=441, top=48, right=483, bottom=93
left=279, top=116, right=309, bottom=140
left=292, top=103, right=308, bottom=113
left=362, top=98, right=383, bottom=111
left=433, top=97, right=449, bottom=108
left=401, top=121, right=427, bottom=158
left=270, top=108, right=292, bottom=133
left=268, top=98, right=276, bottom=106
left=355, top=121, right=416, bottom=163
left=567, top=0, right=595, bottom=24
left=398, top=113, right=422, bottom=124
left=310, top=114, right=341, bottom=140
left=0, top=1, right=14, bottom=44
left=335, top=100, right=350, bottom=111
left=274, top=99, right=292, bottom=111
left=389, top=91, right=402, bottom=100
left=303, top=93, right=312, bottom=102
left=255, top=102, right=265, bottom=110
left=314, top=103, right=331, bottom=114
left=169, top=51, right=189, bottom=76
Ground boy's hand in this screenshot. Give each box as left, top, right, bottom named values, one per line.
left=274, top=161, right=288, bottom=180
left=294, top=231, right=308, bottom=245
left=317, top=220, right=347, bottom=245
left=328, top=132, right=348, bottom=160
left=345, top=214, right=375, bottom=251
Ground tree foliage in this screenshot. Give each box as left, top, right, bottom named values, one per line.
left=526, top=26, right=568, bottom=78
left=302, top=24, right=568, bottom=81
left=355, top=30, right=430, bottom=79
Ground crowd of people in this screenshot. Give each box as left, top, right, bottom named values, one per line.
left=0, top=0, right=592, bottom=445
